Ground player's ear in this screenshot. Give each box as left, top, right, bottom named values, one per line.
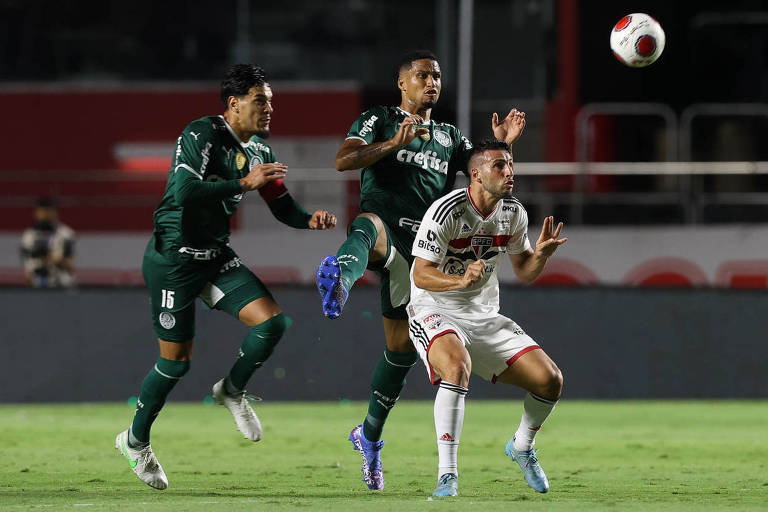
left=397, top=71, right=406, bottom=92
left=227, top=95, right=239, bottom=113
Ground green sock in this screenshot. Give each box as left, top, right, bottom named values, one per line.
left=337, top=217, right=378, bottom=291
left=362, top=349, right=419, bottom=442
left=130, top=357, right=190, bottom=445
left=226, top=314, right=291, bottom=392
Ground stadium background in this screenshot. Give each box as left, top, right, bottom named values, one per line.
left=1, top=0, right=766, bottom=402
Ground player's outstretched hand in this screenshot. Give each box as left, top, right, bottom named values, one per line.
left=309, top=210, right=337, bottom=230
left=391, top=115, right=429, bottom=148
left=491, top=108, right=526, bottom=145
left=239, top=163, right=288, bottom=192
left=535, top=216, right=567, bottom=259
left=460, top=259, right=486, bottom=288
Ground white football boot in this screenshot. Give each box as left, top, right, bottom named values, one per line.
left=212, top=378, right=263, bottom=441
left=115, top=429, right=168, bottom=490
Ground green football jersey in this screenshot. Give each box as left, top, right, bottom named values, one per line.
left=346, top=105, right=473, bottom=231
left=152, top=115, right=279, bottom=250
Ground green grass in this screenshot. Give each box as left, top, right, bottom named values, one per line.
left=1, top=400, right=767, bottom=511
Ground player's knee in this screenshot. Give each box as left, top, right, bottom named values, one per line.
left=541, top=365, right=563, bottom=400
left=441, top=354, right=471, bottom=387
left=156, top=357, right=191, bottom=379
left=252, top=313, right=290, bottom=346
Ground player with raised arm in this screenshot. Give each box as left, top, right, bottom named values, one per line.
left=314, top=50, right=526, bottom=490
left=408, top=139, right=565, bottom=497
left=115, top=64, right=337, bottom=490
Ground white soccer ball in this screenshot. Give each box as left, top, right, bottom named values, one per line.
left=610, top=13, right=665, bottom=68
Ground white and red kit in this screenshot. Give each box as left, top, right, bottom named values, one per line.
left=408, top=187, right=541, bottom=384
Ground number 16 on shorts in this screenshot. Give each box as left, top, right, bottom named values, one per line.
left=161, top=289, right=175, bottom=309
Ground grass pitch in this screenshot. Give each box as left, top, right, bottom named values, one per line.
left=1, top=400, right=766, bottom=511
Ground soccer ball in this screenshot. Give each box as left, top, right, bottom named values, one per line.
left=610, top=13, right=665, bottom=68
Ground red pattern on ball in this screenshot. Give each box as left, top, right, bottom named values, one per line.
left=614, top=15, right=632, bottom=31
left=635, top=35, right=656, bottom=57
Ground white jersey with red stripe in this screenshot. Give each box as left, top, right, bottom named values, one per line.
left=409, top=187, right=532, bottom=317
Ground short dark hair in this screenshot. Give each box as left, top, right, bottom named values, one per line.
left=469, top=138, right=511, bottom=159
left=220, top=64, right=268, bottom=109
left=395, top=50, right=439, bottom=80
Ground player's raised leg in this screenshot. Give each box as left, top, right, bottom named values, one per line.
left=317, top=213, right=385, bottom=319
left=427, top=332, right=471, bottom=497
left=213, top=294, right=290, bottom=441
left=497, top=348, right=563, bottom=493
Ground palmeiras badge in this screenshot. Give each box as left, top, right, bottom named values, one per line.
left=434, top=130, right=451, bottom=147
left=159, top=312, right=176, bottom=329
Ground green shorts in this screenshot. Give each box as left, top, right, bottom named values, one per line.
left=364, top=214, right=417, bottom=321
left=142, top=236, right=271, bottom=341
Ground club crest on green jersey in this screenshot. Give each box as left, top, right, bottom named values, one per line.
left=434, top=130, right=451, bottom=147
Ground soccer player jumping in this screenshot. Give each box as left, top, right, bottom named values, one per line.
left=409, top=139, right=565, bottom=496
left=315, top=50, right=526, bottom=490
left=116, top=64, right=337, bottom=490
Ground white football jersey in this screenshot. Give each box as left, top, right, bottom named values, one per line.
left=410, top=187, right=532, bottom=316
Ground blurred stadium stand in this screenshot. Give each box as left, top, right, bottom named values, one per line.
left=1, top=0, right=767, bottom=289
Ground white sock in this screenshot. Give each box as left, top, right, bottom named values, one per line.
left=434, top=381, right=467, bottom=478
left=513, top=393, right=558, bottom=452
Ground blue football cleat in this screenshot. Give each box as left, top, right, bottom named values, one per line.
left=505, top=437, right=550, bottom=493
left=432, top=473, right=458, bottom=497
left=316, top=255, right=348, bottom=319
left=348, top=424, right=384, bottom=490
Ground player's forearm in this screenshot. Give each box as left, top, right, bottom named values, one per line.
left=413, top=265, right=465, bottom=292
left=335, top=140, right=399, bottom=171
left=266, top=194, right=313, bottom=229
left=512, top=252, right=548, bottom=283
left=174, top=177, right=243, bottom=205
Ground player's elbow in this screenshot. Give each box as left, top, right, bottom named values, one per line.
left=334, top=155, right=353, bottom=172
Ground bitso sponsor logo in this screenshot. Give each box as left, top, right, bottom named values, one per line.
left=159, top=312, right=176, bottom=329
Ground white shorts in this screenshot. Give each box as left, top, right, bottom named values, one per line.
left=407, top=306, right=540, bottom=384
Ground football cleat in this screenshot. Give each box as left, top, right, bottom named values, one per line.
left=316, top=255, right=348, bottom=319
left=432, top=473, right=459, bottom=497
left=212, top=379, right=263, bottom=441
left=348, top=424, right=385, bottom=490
left=115, top=429, right=168, bottom=490
left=505, top=437, right=550, bottom=493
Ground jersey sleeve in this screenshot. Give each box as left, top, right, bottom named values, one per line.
left=411, top=202, right=452, bottom=264
left=448, top=128, right=473, bottom=175
left=253, top=142, right=289, bottom=203
left=174, top=122, right=213, bottom=180
left=345, top=106, right=385, bottom=145
left=506, top=205, right=533, bottom=254
left=172, top=123, right=242, bottom=205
